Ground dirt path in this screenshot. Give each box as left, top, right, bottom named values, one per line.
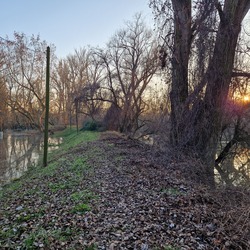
left=70, top=134, right=250, bottom=249
left=1, top=133, right=249, bottom=249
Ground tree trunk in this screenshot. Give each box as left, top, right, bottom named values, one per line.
left=170, top=0, right=250, bottom=187
left=194, top=0, right=249, bottom=186
left=170, top=0, right=192, bottom=144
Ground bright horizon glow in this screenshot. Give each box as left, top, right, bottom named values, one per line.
left=242, top=95, right=250, bottom=102
left=0, top=1, right=154, bottom=59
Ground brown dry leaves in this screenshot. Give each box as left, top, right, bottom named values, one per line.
left=1, top=133, right=250, bottom=249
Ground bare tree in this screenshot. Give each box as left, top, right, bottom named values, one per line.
left=72, top=50, right=105, bottom=121
left=96, top=14, right=159, bottom=135
left=0, top=77, right=8, bottom=130
left=1, top=32, right=55, bottom=130
left=52, top=48, right=105, bottom=128
left=151, top=0, right=250, bottom=186
left=51, top=59, right=70, bottom=125
left=51, top=48, right=88, bottom=127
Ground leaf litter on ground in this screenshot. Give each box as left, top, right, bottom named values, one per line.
left=0, top=131, right=250, bottom=249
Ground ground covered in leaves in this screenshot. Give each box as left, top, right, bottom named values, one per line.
left=0, top=131, right=250, bottom=249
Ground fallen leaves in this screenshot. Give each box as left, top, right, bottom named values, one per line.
left=0, top=134, right=250, bottom=249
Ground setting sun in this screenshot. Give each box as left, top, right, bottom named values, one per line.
left=242, top=95, right=250, bottom=102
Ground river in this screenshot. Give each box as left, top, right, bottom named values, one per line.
left=0, top=131, right=62, bottom=187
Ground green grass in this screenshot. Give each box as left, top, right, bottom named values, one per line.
left=48, top=182, right=69, bottom=192
left=44, top=156, right=93, bottom=193
left=0, top=129, right=99, bottom=250
left=71, top=203, right=91, bottom=214
left=51, top=127, right=99, bottom=153
left=22, top=227, right=76, bottom=249
left=160, top=187, right=182, bottom=196
left=0, top=179, right=22, bottom=199
left=164, top=246, right=180, bottom=250
left=35, top=127, right=99, bottom=166
left=0, top=128, right=100, bottom=249
left=0, top=128, right=99, bottom=199
left=71, top=157, right=88, bottom=171
left=70, top=190, right=97, bottom=202
left=37, top=161, right=59, bottom=177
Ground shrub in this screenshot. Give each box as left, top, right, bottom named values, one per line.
left=81, top=120, right=104, bottom=131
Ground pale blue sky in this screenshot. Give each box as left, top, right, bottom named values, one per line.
left=1, top=1, right=153, bottom=58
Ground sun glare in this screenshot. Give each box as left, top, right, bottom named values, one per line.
left=242, top=95, right=250, bottom=102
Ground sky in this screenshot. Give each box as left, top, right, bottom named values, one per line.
left=0, top=0, right=154, bottom=58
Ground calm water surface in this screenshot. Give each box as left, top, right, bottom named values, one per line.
left=0, top=131, right=62, bottom=187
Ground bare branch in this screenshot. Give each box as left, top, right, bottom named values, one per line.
left=214, top=0, right=225, bottom=23
left=232, top=71, right=250, bottom=78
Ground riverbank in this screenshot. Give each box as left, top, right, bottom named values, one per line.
left=0, top=129, right=250, bottom=249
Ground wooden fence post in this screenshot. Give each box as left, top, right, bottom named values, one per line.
left=43, top=46, right=50, bottom=167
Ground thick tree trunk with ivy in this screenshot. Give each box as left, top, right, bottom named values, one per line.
left=169, top=0, right=250, bottom=186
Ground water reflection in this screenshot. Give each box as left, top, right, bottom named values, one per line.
left=0, top=131, right=62, bottom=187
left=216, top=145, right=250, bottom=186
